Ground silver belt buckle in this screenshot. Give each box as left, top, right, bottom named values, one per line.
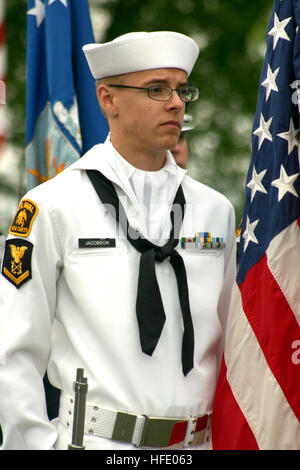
left=139, top=415, right=187, bottom=448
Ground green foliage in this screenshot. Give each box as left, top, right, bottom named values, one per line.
left=6, top=0, right=27, bottom=150
left=0, top=0, right=27, bottom=210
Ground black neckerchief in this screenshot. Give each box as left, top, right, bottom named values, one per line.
left=86, top=169, right=194, bottom=376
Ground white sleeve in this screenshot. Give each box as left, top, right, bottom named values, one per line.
left=216, top=203, right=237, bottom=375
left=0, top=196, right=62, bottom=449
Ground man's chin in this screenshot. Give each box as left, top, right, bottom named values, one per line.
left=163, top=137, right=180, bottom=151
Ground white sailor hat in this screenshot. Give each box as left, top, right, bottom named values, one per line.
left=82, top=31, right=199, bottom=80
left=182, top=114, right=194, bottom=132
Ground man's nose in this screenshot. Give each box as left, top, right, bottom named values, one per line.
left=167, top=89, right=185, bottom=110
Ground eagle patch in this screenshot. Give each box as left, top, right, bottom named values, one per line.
left=9, top=199, right=38, bottom=237
left=2, top=239, right=33, bottom=288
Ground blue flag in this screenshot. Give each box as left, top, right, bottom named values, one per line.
left=26, top=0, right=108, bottom=190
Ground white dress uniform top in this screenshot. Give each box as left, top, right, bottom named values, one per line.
left=0, top=137, right=236, bottom=450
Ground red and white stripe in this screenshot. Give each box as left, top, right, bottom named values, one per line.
left=0, top=0, right=6, bottom=156
left=212, top=218, right=300, bottom=449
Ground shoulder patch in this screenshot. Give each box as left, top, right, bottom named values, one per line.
left=2, top=239, right=33, bottom=288
left=9, top=199, right=39, bottom=237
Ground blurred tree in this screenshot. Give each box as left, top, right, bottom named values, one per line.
left=0, top=0, right=27, bottom=233
left=2, top=0, right=275, bottom=232
left=6, top=0, right=27, bottom=150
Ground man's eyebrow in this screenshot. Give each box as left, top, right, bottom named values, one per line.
left=142, top=78, right=189, bottom=87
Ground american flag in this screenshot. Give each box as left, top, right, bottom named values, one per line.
left=212, top=0, right=300, bottom=449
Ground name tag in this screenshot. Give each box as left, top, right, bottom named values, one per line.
left=78, top=238, right=116, bottom=249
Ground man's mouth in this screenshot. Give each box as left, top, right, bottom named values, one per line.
left=161, top=120, right=181, bottom=129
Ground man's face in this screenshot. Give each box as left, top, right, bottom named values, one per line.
left=109, top=68, right=187, bottom=157
left=171, top=132, right=188, bottom=169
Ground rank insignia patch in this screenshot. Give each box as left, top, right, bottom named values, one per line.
left=2, top=239, right=33, bottom=288
left=8, top=199, right=38, bottom=237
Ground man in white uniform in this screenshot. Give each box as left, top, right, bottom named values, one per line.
left=0, top=31, right=236, bottom=450
left=171, top=113, right=194, bottom=169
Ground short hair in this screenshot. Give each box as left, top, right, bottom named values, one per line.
left=95, top=75, right=126, bottom=119
left=95, top=74, right=125, bottom=91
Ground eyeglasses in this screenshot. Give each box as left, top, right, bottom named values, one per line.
left=108, top=84, right=199, bottom=103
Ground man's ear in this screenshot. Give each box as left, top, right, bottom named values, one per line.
left=96, top=84, right=119, bottom=118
